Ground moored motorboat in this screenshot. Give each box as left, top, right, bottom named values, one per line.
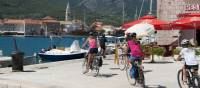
left=37, top=40, right=88, bottom=62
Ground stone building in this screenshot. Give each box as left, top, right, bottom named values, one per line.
left=157, top=0, right=200, bottom=46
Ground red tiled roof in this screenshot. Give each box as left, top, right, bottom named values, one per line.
left=3, top=19, right=24, bottom=24
left=42, top=16, right=59, bottom=23
left=42, top=20, right=59, bottom=23
left=24, top=19, right=42, bottom=25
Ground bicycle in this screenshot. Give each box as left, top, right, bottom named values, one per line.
left=177, top=64, right=200, bottom=88
left=82, top=52, right=103, bottom=77
left=117, top=48, right=127, bottom=71
left=125, top=57, right=145, bottom=87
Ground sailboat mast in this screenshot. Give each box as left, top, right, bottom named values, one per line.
left=149, top=0, right=153, bottom=14
left=65, top=2, right=69, bottom=21
left=138, top=0, right=145, bottom=19
left=122, top=0, right=125, bottom=24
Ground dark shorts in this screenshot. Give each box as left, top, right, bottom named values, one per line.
left=185, top=64, right=199, bottom=70
left=89, top=48, right=98, bottom=54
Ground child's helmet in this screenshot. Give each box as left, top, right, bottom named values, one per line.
left=181, top=39, right=189, bottom=45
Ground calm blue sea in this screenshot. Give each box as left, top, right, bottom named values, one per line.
left=0, top=36, right=85, bottom=56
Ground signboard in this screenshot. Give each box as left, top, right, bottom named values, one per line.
left=186, top=4, right=200, bottom=11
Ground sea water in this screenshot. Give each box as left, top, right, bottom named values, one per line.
left=0, top=36, right=85, bottom=56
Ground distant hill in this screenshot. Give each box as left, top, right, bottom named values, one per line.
left=0, top=0, right=157, bottom=26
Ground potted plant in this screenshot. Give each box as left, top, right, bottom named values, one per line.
left=195, top=48, right=200, bottom=58
left=152, top=47, right=164, bottom=61
left=173, top=47, right=181, bottom=59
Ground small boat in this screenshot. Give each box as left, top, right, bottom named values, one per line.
left=37, top=40, right=88, bottom=62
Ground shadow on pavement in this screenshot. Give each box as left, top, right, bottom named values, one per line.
left=109, top=67, right=120, bottom=70
left=143, top=70, right=152, bottom=73
left=145, top=85, right=166, bottom=88
left=144, top=61, right=173, bottom=64
left=103, top=63, right=109, bottom=65
left=22, top=70, right=36, bottom=72
left=35, top=66, right=48, bottom=69
left=97, top=73, right=118, bottom=78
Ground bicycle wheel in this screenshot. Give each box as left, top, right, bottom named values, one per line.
left=91, top=58, right=100, bottom=77
left=138, top=69, right=145, bottom=88
left=177, top=69, right=188, bottom=88
left=118, top=55, right=126, bottom=71
left=192, top=76, right=200, bottom=88
left=125, top=62, right=136, bottom=86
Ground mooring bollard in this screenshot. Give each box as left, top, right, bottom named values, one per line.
left=11, top=51, right=24, bottom=72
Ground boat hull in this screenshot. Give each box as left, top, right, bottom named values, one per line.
left=37, top=52, right=86, bottom=62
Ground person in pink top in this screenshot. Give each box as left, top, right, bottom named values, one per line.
left=82, top=32, right=98, bottom=74
left=125, top=33, right=144, bottom=79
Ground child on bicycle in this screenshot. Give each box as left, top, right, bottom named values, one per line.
left=176, top=39, right=199, bottom=82
left=82, top=32, right=98, bottom=74
left=125, top=33, right=144, bottom=79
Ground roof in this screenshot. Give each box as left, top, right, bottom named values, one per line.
left=42, top=16, right=56, bottom=20
left=42, top=16, right=59, bottom=23
left=156, top=30, right=179, bottom=46
left=3, top=19, right=24, bottom=24
left=60, top=21, right=72, bottom=25
left=156, top=37, right=178, bottom=46
left=24, top=19, right=42, bottom=25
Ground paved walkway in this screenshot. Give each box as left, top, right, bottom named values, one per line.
left=0, top=55, right=194, bottom=88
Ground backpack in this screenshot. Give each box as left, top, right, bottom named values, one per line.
left=127, top=40, right=144, bottom=57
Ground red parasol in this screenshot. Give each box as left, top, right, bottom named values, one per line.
left=171, top=13, right=200, bottom=45
left=122, top=15, right=170, bottom=30
left=171, top=14, right=200, bottom=30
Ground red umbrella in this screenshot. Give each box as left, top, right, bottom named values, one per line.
left=171, top=15, right=200, bottom=30
left=171, top=13, right=200, bottom=46
left=122, top=15, right=170, bottom=30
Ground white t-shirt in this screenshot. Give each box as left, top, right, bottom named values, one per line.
left=180, top=48, right=198, bottom=65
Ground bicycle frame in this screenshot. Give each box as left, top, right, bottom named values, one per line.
left=126, top=58, right=145, bottom=86
left=82, top=52, right=103, bottom=76
left=177, top=67, right=200, bottom=88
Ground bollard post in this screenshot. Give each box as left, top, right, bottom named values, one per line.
left=11, top=51, right=24, bottom=72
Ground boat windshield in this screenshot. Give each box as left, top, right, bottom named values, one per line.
left=70, top=40, right=81, bottom=52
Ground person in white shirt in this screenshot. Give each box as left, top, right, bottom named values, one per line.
left=176, top=39, right=199, bottom=82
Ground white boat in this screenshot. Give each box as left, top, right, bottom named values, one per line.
left=37, top=40, right=88, bottom=62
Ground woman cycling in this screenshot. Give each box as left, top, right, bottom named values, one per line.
left=125, top=33, right=144, bottom=79
left=82, top=32, right=98, bottom=74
